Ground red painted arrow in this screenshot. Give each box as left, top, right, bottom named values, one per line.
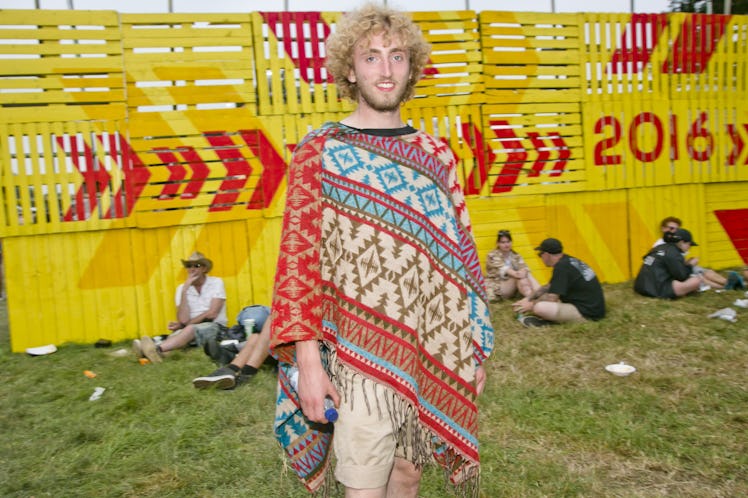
left=58, top=133, right=150, bottom=221
left=152, top=148, right=188, bottom=199
left=152, top=147, right=209, bottom=201
left=714, top=209, right=748, bottom=265
left=203, top=132, right=253, bottom=212
left=726, top=124, right=747, bottom=166
left=490, top=120, right=528, bottom=194
left=104, top=134, right=150, bottom=219
left=462, top=122, right=496, bottom=195
left=238, top=129, right=289, bottom=209
left=57, top=135, right=112, bottom=222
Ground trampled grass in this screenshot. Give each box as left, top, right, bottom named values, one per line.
left=1, top=282, right=747, bottom=497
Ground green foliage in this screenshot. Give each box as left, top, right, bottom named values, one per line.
left=669, top=0, right=748, bottom=14
left=1, top=282, right=748, bottom=497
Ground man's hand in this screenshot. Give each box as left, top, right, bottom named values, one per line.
left=184, top=273, right=200, bottom=287
left=295, top=341, right=340, bottom=423
left=167, top=320, right=182, bottom=331
left=512, top=297, right=533, bottom=314
left=475, top=365, right=487, bottom=395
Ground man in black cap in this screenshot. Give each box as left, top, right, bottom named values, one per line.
left=513, top=238, right=606, bottom=327
left=634, top=228, right=714, bottom=298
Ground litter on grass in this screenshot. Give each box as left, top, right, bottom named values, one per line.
left=89, top=387, right=105, bottom=401
left=707, top=307, right=737, bottom=323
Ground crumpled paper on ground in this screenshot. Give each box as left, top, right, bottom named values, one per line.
left=708, top=307, right=737, bottom=322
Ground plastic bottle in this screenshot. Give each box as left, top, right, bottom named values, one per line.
left=287, top=366, right=338, bottom=423
left=242, top=318, right=255, bottom=335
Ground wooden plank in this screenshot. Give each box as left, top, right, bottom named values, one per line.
left=0, top=57, right=124, bottom=74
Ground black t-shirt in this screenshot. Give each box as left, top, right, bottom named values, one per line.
left=634, top=243, right=692, bottom=299
left=548, top=255, right=606, bottom=320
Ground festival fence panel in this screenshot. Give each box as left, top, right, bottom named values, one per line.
left=1, top=9, right=747, bottom=351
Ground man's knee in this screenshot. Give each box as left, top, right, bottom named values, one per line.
left=386, top=458, right=421, bottom=498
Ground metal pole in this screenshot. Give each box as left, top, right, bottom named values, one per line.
left=551, top=0, right=555, bottom=13
left=724, top=0, right=732, bottom=14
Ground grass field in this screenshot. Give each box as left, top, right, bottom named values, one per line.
left=1, top=282, right=747, bottom=497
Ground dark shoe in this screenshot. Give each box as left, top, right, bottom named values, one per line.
left=203, top=338, right=237, bottom=366
left=192, top=366, right=238, bottom=390
left=234, top=371, right=257, bottom=388
left=519, top=315, right=553, bottom=328
left=726, top=271, right=740, bottom=290
left=140, top=336, right=162, bottom=363
left=728, top=271, right=746, bottom=290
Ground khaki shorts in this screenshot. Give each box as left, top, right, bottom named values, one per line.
left=332, top=368, right=422, bottom=489
left=170, top=321, right=226, bottom=347
left=553, top=302, right=586, bottom=323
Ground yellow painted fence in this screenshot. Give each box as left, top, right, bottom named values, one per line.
left=1, top=10, right=746, bottom=351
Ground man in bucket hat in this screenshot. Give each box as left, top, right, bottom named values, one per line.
left=513, top=238, right=606, bottom=327
left=133, top=251, right=228, bottom=363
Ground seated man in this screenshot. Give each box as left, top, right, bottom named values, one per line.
left=652, top=216, right=744, bottom=290
left=192, top=317, right=272, bottom=390
left=513, top=238, right=606, bottom=327
left=635, top=228, right=705, bottom=299
left=201, top=304, right=271, bottom=366
left=653, top=216, right=681, bottom=247
left=133, top=251, right=228, bottom=363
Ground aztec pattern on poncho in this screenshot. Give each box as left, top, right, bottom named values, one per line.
left=271, top=122, right=494, bottom=493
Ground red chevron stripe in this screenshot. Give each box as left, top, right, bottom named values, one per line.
left=714, top=209, right=748, bottom=264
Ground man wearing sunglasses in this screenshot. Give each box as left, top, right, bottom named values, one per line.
left=133, top=251, right=228, bottom=363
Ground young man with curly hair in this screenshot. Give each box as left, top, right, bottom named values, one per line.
left=269, top=4, right=494, bottom=497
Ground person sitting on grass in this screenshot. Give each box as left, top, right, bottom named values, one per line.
left=635, top=228, right=709, bottom=299
left=133, top=251, right=228, bottom=363
left=512, top=238, right=606, bottom=327
left=192, top=317, right=273, bottom=390
left=652, top=216, right=743, bottom=290
left=200, top=304, right=271, bottom=366
left=485, top=229, right=540, bottom=302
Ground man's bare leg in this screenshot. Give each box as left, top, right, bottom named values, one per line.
left=159, top=325, right=197, bottom=352
left=228, top=319, right=271, bottom=370
left=386, top=458, right=421, bottom=498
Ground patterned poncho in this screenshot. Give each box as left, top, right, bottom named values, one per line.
left=270, top=122, right=494, bottom=494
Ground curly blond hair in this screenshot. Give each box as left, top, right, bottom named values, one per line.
left=325, top=3, right=431, bottom=104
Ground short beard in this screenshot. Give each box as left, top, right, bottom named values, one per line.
left=357, top=82, right=409, bottom=112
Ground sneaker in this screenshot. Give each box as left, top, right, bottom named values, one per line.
left=132, top=339, right=144, bottom=359
left=235, top=371, right=257, bottom=388
left=192, top=366, right=238, bottom=390
left=725, top=271, right=746, bottom=290
left=519, top=315, right=553, bottom=328
left=140, top=336, right=162, bottom=364
left=202, top=338, right=237, bottom=366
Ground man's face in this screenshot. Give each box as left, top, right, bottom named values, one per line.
left=676, top=240, right=692, bottom=253
left=348, top=32, right=411, bottom=112
left=537, top=251, right=552, bottom=267
left=183, top=262, right=207, bottom=280
left=662, top=222, right=679, bottom=234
